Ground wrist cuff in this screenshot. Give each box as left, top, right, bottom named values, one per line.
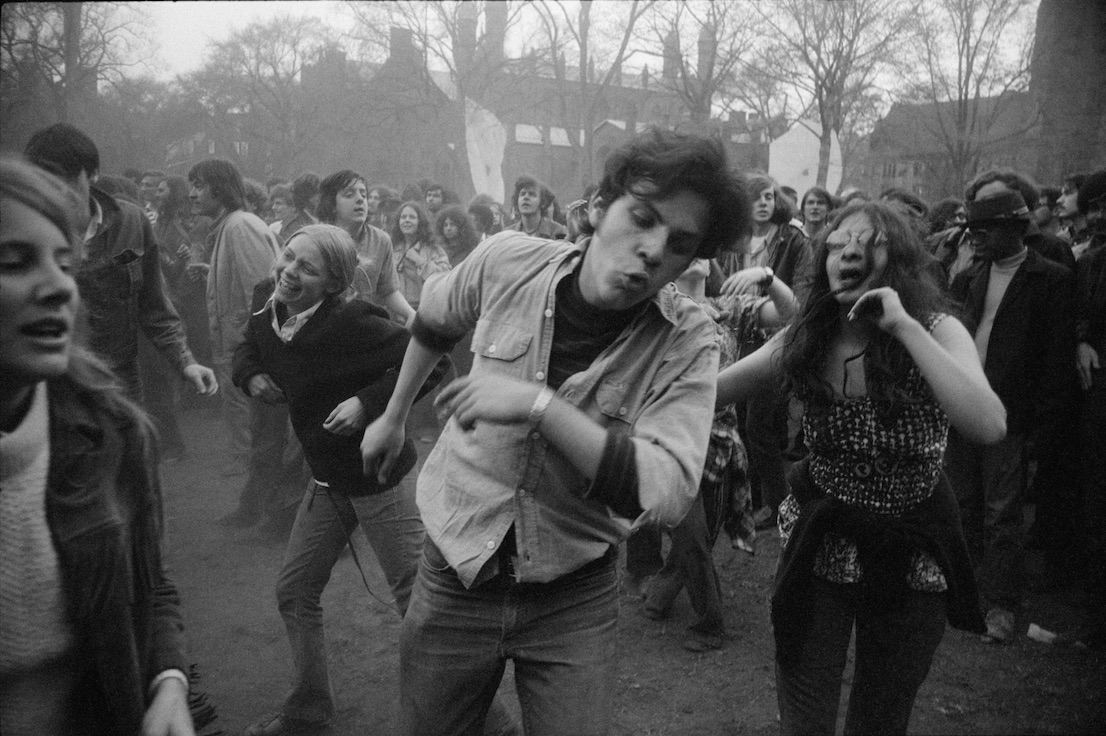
left=149, top=668, right=189, bottom=698
left=528, top=386, right=555, bottom=429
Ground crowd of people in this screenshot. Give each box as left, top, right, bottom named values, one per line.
left=1, top=120, right=1103, bottom=736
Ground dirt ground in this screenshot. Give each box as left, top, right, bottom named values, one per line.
left=162, top=404, right=1105, bottom=736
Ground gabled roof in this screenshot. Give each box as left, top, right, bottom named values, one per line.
left=870, top=91, right=1038, bottom=156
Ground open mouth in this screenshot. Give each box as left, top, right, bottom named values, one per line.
left=21, top=317, right=70, bottom=339
left=276, top=277, right=302, bottom=298
left=836, top=266, right=869, bottom=288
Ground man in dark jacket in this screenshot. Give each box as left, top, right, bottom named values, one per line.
left=945, top=184, right=1076, bottom=645
left=24, top=124, right=217, bottom=401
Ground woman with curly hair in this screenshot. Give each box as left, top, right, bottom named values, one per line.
left=717, top=200, right=1005, bottom=735
left=434, top=204, right=480, bottom=267
left=389, top=200, right=450, bottom=310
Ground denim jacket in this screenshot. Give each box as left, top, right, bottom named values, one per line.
left=77, top=188, right=195, bottom=392
left=415, top=232, right=719, bottom=587
left=45, top=376, right=187, bottom=734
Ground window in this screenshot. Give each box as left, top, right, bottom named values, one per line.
left=233, top=141, right=249, bottom=157
left=208, top=140, right=216, bottom=155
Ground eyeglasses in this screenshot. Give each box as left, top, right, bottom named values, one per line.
left=825, top=229, right=876, bottom=252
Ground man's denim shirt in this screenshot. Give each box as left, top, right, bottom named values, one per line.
left=416, top=232, right=719, bottom=587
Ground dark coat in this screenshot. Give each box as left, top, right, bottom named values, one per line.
left=950, top=248, right=1077, bottom=441
left=713, top=223, right=812, bottom=303
left=46, top=375, right=187, bottom=734
left=77, top=187, right=194, bottom=391
left=232, top=280, right=448, bottom=495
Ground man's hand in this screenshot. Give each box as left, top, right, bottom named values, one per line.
left=247, top=373, right=285, bottom=404
left=1077, top=342, right=1100, bottom=390
left=186, top=262, right=209, bottom=283
left=434, top=374, right=538, bottom=432
left=182, top=364, right=218, bottom=396
left=323, top=396, right=367, bottom=435
left=720, top=267, right=767, bottom=298
left=361, top=414, right=407, bottom=483
left=141, top=677, right=195, bottom=736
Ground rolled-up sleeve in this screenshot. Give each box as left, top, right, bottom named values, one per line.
left=629, top=334, right=719, bottom=527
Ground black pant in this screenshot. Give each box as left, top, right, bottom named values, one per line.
left=776, top=577, right=947, bottom=736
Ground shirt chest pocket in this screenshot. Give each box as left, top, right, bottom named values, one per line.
left=596, top=380, right=637, bottom=428
left=472, top=319, right=532, bottom=378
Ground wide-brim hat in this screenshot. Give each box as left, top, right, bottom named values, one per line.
left=965, top=190, right=1032, bottom=228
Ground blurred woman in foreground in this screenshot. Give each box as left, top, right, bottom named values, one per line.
left=716, top=201, right=1005, bottom=735
left=0, top=155, right=193, bottom=734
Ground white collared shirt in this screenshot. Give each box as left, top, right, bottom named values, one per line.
left=255, top=295, right=325, bottom=344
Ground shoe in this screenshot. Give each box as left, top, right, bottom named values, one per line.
left=982, top=607, right=1015, bottom=644
left=624, top=572, right=655, bottom=600
left=683, top=631, right=724, bottom=652
left=243, top=713, right=329, bottom=736
left=753, top=505, right=778, bottom=531
left=217, top=508, right=259, bottom=528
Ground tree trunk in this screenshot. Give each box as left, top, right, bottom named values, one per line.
left=817, top=123, right=832, bottom=187
left=61, top=2, right=82, bottom=123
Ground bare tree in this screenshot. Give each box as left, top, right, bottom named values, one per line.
left=638, top=0, right=758, bottom=128
left=907, top=0, right=1037, bottom=194
left=1, top=1, right=152, bottom=124
left=755, top=0, right=915, bottom=186
left=184, top=15, right=329, bottom=175
left=528, top=0, right=654, bottom=187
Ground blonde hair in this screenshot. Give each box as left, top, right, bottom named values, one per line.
left=284, top=224, right=359, bottom=296
left=0, top=154, right=88, bottom=252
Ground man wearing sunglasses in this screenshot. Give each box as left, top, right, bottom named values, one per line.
left=945, top=185, right=1076, bottom=645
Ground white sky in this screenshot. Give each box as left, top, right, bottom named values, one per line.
left=144, top=1, right=347, bottom=79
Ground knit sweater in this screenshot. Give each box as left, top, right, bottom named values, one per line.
left=1, top=383, right=79, bottom=736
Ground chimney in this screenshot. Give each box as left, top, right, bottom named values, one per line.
left=662, top=30, right=680, bottom=84
left=389, top=26, right=417, bottom=68
left=483, top=0, right=507, bottom=67
left=611, top=59, right=622, bottom=87
left=457, top=1, right=477, bottom=76
left=697, top=24, right=716, bottom=81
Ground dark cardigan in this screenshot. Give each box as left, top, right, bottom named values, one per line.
left=772, top=457, right=985, bottom=666
left=45, top=376, right=187, bottom=734
left=232, top=279, right=448, bottom=495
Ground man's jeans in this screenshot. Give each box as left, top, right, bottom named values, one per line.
left=212, top=350, right=250, bottom=464
left=276, top=479, right=424, bottom=723
left=776, top=577, right=947, bottom=736
left=945, top=430, right=1027, bottom=611
left=399, top=542, right=620, bottom=736
left=645, top=494, right=725, bottom=636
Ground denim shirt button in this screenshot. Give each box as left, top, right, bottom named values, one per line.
left=535, top=371, right=545, bottom=381
left=618, top=407, right=628, bottom=416
left=488, top=344, right=497, bottom=354
left=486, top=540, right=495, bottom=550
left=544, top=309, right=553, bottom=318
left=530, top=432, right=540, bottom=440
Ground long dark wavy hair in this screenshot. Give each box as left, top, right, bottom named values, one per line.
left=780, top=200, right=955, bottom=405
left=157, top=175, right=191, bottom=222
left=434, top=204, right=478, bottom=252
left=390, top=200, right=432, bottom=246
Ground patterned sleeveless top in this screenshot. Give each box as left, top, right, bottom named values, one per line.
left=779, top=313, right=951, bottom=590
